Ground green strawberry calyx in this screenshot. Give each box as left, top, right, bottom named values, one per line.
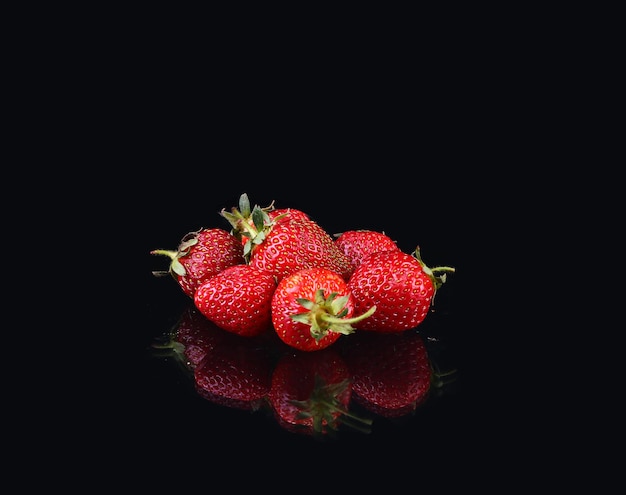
left=411, top=246, right=456, bottom=292
left=150, top=228, right=202, bottom=277
left=219, top=193, right=275, bottom=261
left=290, top=289, right=376, bottom=342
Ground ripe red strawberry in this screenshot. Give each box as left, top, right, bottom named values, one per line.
left=347, top=247, right=455, bottom=332
left=219, top=193, right=310, bottom=252
left=271, top=267, right=376, bottom=352
left=269, top=207, right=310, bottom=224
left=340, top=329, right=432, bottom=418
left=194, top=334, right=273, bottom=411
left=151, top=227, right=244, bottom=298
left=268, top=347, right=361, bottom=436
left=334, top=229, right=400, bottom=274
left=194, top=264, right=276, bottom=337
left=250, top=219, right=352, bottom=282
left=220, top=193, right=350, bottom=281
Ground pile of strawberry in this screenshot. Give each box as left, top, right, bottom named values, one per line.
left=151, top=193, right=455, bottom=352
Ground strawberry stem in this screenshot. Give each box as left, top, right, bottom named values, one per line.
left=220, top=193, right=276, bottom=261
left=150, top=249, right=177, bottom=259
left=411, top=246, right=456, bottom=291
left=291, top=290, right=377, bottom=341
left=321, top=305, right=376, bottom=325
left=150, top=249, right=187, bottom=276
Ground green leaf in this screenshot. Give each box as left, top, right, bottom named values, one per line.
left=239, top=193, right=251, bottom=217
left=296, top=298, right=315, bottom=310
left=251, top=207, right=266, bottom=231
left=171, top=259, right=186, bottom=276
left=330, top=295, right=349, bottom=315
left=290, top=313, right=311, bottom=324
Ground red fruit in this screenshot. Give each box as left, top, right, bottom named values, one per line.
left=340, top=330, right=433, bottom=418
left=240, top=207, right=311, bottom=248
left=220, top=193, right=350, bottom=281
left=347, top=247, right=455, bottom=332
left=250, top=219, right=352, bottom=282
left=268, top=208, right=310, bottom=224
left=220, top=193, right=310, bottom=250
left=240, top=208, right=310, bottom=247
left=334, top=229, right=400, bottom=275
left=194, top=264, right=276, bottom=337
left=268, top=348, right=357, bottom=436
left=194, top=336, right=273, bottom=411
left=151, top=227, right=244, bottom=298
left=271, top=267, right=376, bottom=352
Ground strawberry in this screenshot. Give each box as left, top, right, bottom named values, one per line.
left=340, top=329, right=433, bottom=418
left=334, top=229, right=400, bottom=274
left=194, top=333, right=273, bottom=411
left=269, top=207, right=310, bottom=224
left=151, top=227, right=244, bottom=298
left=250, top=219, right=353, bottom=282
left=221, top=193, right=311, bottom=248
left=220, top=193, right=350, bottom=281
left=347, top=247, right=455, bottom=332
left=194, top=264, right=276, bottom=337
left=271, top=267, right=376, bottom=352
left=268, top=347, right=366, bottom=436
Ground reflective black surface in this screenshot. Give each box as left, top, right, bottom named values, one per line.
left=147, top=300, right=458, bottom=437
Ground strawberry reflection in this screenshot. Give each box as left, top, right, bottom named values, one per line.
left=174, top=306, right=233, bottom=368
left=340, top=329, right=443, bottom=419
left=194, top=333, right=274, bottom=411
left=151, top=305, right=455, bottom=436
left=268, top=348, right=372, bottom=437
